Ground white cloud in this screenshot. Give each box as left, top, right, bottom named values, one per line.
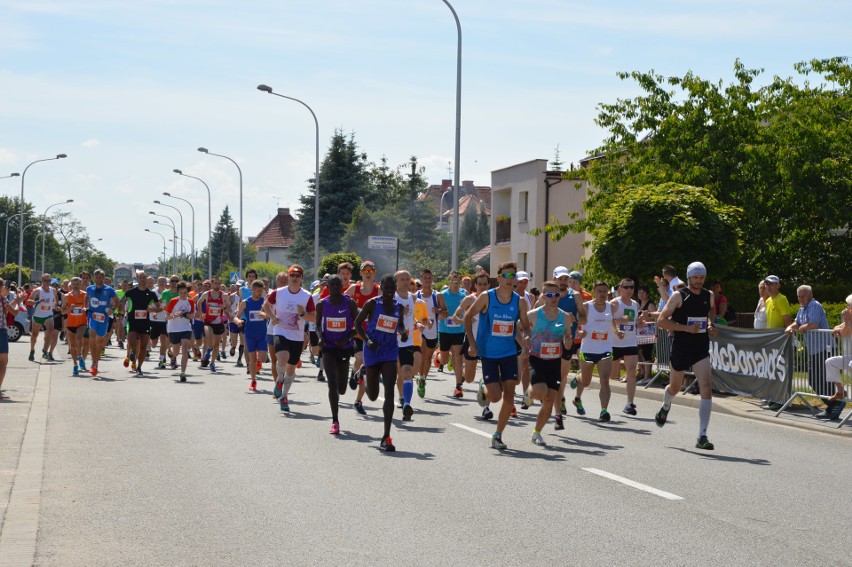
left=82, top=138, right=100, bottom=148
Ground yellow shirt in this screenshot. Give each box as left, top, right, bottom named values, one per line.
left=412, top=299, right=429, bottom=347
left=765, top=294, right=792, bottom=329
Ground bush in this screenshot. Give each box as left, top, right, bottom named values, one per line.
left=0, top=264, right=30, bottom=286
left=243, top=261, right=287, bottom=281
left=319, top=252, right=362, bottom=281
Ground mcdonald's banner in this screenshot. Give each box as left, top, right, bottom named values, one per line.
left=708, top=326, right=793, bottom=401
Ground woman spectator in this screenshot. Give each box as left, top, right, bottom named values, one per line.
left=636, top=285, right=657, bottom=382
left=711, top=280, right=731, bottom=325
left=754, top=280, right=769, bottom=329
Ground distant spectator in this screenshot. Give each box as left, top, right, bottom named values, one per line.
left=710, top=280, right=736, bottom=325
left=636, top=285, right=657, bottom=381
left=763, top=275, right=793, bottom=329
left=823, top=294, right=852, bottom=421
left=786, top=285, right=831, bottom=405
left=754, top=280, right=769, bottom=329
left=654, top=265, right=682, bottom=311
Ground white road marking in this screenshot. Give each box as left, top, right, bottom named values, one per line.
left=451, top=422, right=492, bottom=439
left=582, top=468, right=684, bottom=501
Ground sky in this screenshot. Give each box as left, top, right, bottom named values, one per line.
left=1, top=0, right=849, bottom=267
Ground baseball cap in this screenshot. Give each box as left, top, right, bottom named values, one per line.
left=50, top=278, right=60, bottom=285
left=360, top=260, right=375, bottom=271
left=764, top=275, right=780, bottom=284
left=553, top=266, right=570, bottom=278
left=237, top=279, right=245, bottom=286
left=288, top=265, right=304, bottom=277
left=202, top=279, right=211, bottom=285
left=310, top=280, right=320, bottom=289
left=516, top=271, right=530, bottom=281
left=568, top=270, right=583, bottom=282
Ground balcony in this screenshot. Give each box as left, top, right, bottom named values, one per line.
left=495, top=217, right=511, bottom=245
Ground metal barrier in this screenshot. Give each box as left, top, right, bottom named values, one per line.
left=639, top=327, right=698, bottom=392
left=776, top=329, right=851, bottom=429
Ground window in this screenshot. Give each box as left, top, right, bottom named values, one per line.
left=518, top=191, right=529, bottom=223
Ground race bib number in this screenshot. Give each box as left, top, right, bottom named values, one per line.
left=540, top=342, right=561, bottom=359
left=618, top=323, right=635, bottom=333
left=134, top=310, right=148, bottom=320
left=209, top=305, right=222, bottom=317
left=326, top=317, right=347, bottom=331
left=446, top=319, right=460, bottom=327
left=92, top=312, right=106, bottom=323
left=376, top=314, right=398, bottom=334
left=687, top=317, right=708, bottom=333
left=492, top=320, right=515, bottom=337
left=591, top=331, right=609, bottom=341
left=248, top=310, right=262, bottom=322
left=71, top=307, right=83, bottom=316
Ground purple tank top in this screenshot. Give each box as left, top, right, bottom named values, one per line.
left=319, top=295, right=354, bottom=350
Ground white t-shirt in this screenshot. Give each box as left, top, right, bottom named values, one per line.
left=611, top=297, right=639, bottom=348
left=395, top=292, right=416, bottom=347
left=268, top=286, right=315, bottom=341
left=581, top=301, right=613, bottom=355
left=166, top=297, right=194, bottom=334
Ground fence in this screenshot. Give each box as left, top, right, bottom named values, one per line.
left=639, top=327, right=699, bottom=393
left=776, top=329, right=851, bottom=429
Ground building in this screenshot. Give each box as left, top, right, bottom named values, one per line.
left=114, top=263, right=160, bottom=282
left=250, top=207, right=295, bottom=265
left=489, top=159, right=589, bottom=286
left=420, top=179, right=491, bottom=230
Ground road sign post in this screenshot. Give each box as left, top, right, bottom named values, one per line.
left=367, top=236, right=400, bottom=271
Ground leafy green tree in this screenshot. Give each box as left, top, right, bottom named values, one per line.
left=318, top=252, right=362, bottom=280
left=0, top=264, right=29, bottom=285
left=243, top=261, right=287, bottom=281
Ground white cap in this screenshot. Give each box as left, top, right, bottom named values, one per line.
left=553, top=266, right=570, bottom=278
left=686, top=262, right=707, bottom=278
left=516, top=271, right=529, bottom=281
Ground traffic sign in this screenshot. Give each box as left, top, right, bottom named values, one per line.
left=368, top=236, right=398, bottom=250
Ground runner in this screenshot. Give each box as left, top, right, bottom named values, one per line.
left=235, top=269, right=259, bottom=368
left=394, top=270, right=420, bottom=421
left=113, top=279, right=128, bottom=350
left=524, top=280, right=574, bottom=445
left=437, top=271, right=467, bottom=398
left=232, top=279, right=268, bottom=391
left=574, top=281, right=620, bottom=422
left=86, top=269, right=118, bottom=377
left=308, top=277, right=327, bottom=381
left=151, top=275, right=172, bottom=369
left=227, top=282, right=242, bottom=364
left=408, top=277, right=430, bottom=402
left=191, top=280, right=209, bottom=362
left=165, top=280, right=195, bottom=381
left=264, top=265, right=316, bottom=412
left=27, top=274, right=56, bottom=362
left=515, top=271, right=535, bottom=408
left=61, top=277, right=88, bottom=376
left=266, top=273, right=288, bottom=385
left=654, top=261, right=718, bottom=450
left=121, top=271, right=160, bottom=377
left=0, top=279, right=25, bottom=399
left=195, top=276, right=230, bottom=373
left=316, top=274, right=358, bottom=434
left=611, top=278, right=645, bottom=415
left=415, top=269, right=440, bottom=398
left=464, top=262, right=531, bottom=450
left=46, top=278, right=63, bottom=361
left=453, top=272, right=491, bottom=418
left=353, top=274, right=407, bottom=452
left=346, top=260, right=379, bottom=415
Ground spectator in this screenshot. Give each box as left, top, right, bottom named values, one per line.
left=785, top=285, right=832, bottom=407
left=754, top=280, right=769, bottom=329
left=710, top=280, right=734, bottom=325
left=636, top=284, right=657, bottom=382
left=654, top=265, right=682, bottom=311
left=823, top=293, right=852, bottom=421
left=763, top=275, right=793, bottom=329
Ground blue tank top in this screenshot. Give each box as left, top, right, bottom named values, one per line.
left=476, top=289, right=520, bottom=359
left=558, top=288, right=579, bottom=336
left=319, top=295, right=354, bottom=350
left=363, top=296, right=401, bottom=365
left=243, top=296, right=267, bottom=338
left=438, top=289, right=466, bottom=334
left=529, top=307, right=566, bottom=359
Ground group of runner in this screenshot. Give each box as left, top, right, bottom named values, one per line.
left=12, top=258, right=720, bottom=453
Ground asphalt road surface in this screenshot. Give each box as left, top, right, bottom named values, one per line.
left=3, top=340, right=851, bottom=566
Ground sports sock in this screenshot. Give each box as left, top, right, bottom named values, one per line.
left=699, top=398, right=712, bottom=437
left=237, top=344, right=244, bottom=363
left=283, top=373, right=296, bottom=396
left=403, top=380, right=413, bottom=406
left=663, top=387, right=674, bottom=411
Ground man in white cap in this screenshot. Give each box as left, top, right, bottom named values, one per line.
left=654, top=261, right=718, bottom=450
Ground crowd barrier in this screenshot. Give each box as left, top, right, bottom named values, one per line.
left=639, top=327, right=699, bottom=393
left=775, top=329, right=851, bottom=429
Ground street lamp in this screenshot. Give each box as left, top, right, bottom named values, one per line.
left=41, top=199, right=73, bottom=274
left=441, top=0, right=463, bottom=270
left=173, top=169, right=212, bottom=279
left=153, top=199, right=184, bottom=271
left=438, top=189, right=451, bottom=228
left=163, top=191, right=195, bottom=277
left=257, top=83, right=320, bottom=272
left=1, top=173, right=20, bottom=180
left=145, top=229, right=168, bottom=270
left=197, top=147, right=243, bottom=275
left=18, top=153, right=67, bottom=285
left=149, top=212, right=177, bottom=273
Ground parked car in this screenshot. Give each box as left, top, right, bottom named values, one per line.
left=8, top=306, right=31, bottom=342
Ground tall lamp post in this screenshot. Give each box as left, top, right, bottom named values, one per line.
left=41, top=199, right=73, bottom=274
left=438, top=189, right=451, bottom=228
left=197, top=148, right=243, bottom=275
left=149, top=212, right=177, bottom=274
left=256, top=84, right=320, bottom=272
left=173, top=169, right=212, bottom=279
left=440, top=0, right=462, bottom=271
left=153, top=199, right=184, bottom=271
left=1, top=173, right=20, bottom=180
left=163, top=191, right=195, bottom=277
left=4, top=213, right=23, bottom=266
left=145, top=229, right=168, bottom=270
left=18, top=153, right=67, bottom=285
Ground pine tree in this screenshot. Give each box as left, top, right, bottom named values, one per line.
left=207, top=206, right=240, bottom=276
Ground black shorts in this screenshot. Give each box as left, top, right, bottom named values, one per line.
left=149, top=321, right=167, bottom=340
left=67, top=325, right=85, bottom=334
left=274, top=335, right=303, bottom=366
left=530, top=355, right=561, bottom=391
left=309, top=331, right=319, bottom=347
left=439, top=332, right=465, bottom=352
left=670, top=347, right=709, bottom=372
left=53, top=314, right=63, bottom=328
left=127, top=320, right=150, bottom=335
left=461, top=337, right=477, bottom=361
left=322, top=347, right=353, bottom=365
left=169, top=331, right=192, bottom=344
left=423, top=336, right=438, bottom=350
left=398, top=345, right=418, bottom=367
left=206, top=322, right=225, bottom=336
left=481, top=355, right=519, bottom=385
left=612, top=346, right=639, bottom=360
left=353, top=338, right=364, bottom=353
left=108, top=316, right=115, bottom=333
left=561, top=342, right=579, bottom=361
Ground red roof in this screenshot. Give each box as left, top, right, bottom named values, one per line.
left=252, top=208, right=295, bottom=249
left=419, top=180, right=491, bottom=215
left=442, top=194, right=490, bottom=217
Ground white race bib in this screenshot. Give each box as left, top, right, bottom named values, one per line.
left=248, top=310, right=262, bottom=322
left=326, top=317, right=347, bottom=332
left=591, top=330, right=609, bottom=341
left=687, top=317, right=708, bottom=333
left=540, top=342, right=561, bottom=359
left=71, top=306, right=83, bottom=315
left=92, top=312, right=106, bottom=323
left=376, top=314, right=398, bottom=334
left=492, top=320, right=515, bottom=337
left=618, top=323, right=635, bottom=333
left=134, top=309, right=148, bottom=320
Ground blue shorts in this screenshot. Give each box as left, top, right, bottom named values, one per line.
left=245, top=334, right=268, bottom=353
left=228, top=322, right=241, bottom=334
left=481, top=355, right=518, bottom=385
left=579, top=351, right=612, bottom=364
left=192, top=319, right=205, bottom=341
left=88, top=316, right=109, bottom=338
left=0, top=329, right=8, bottom=354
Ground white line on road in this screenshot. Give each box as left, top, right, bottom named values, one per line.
left=582, top=468, right=684, bottom=501
left=451, top=422, right=492, bottom=439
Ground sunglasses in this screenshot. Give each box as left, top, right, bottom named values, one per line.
left=170, top=279, right=179, bottom=283
left=361, top=268, right=376, bottom=274
left=543, top=292, right=560, bottom=298
left=500, top=272, right=516, bottom=279
left=621, top=285, right=634, bottom=289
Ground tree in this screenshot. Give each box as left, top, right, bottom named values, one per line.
left=548, top=57, right=852, bottom=283
left=206, top=206, right=240, bottom=276
left=0, top=264, right=30, bottom=285
left=319, top=252, right=362, bottom=280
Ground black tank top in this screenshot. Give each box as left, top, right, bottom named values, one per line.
left=671, top=287, right=711, bottom=349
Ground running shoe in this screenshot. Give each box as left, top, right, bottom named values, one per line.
left=348, top=371, right=358, bottom=390
left=416, top=377, right=426, bottom=398
left=136, top=368, right=144, bottom=377
left=491, top=433, right=507, bottom=450
left=397, top=397, right=404, bottom=409
left=28, top=350, right=34, bottom=362
left=330, top=422, right=340, bottom=435
left=73, top=365, right=79, bottom=377
left=554, top=415, right=565, bottom=430
left=511, top=406, right=518, bottom=418
left=118, top=340, right=124, bottom=350
left=354, top=401, right=366, bottom=415
left=438, top=365, right=444, bottom=373
left=90, top=366, right=98, bottom=377
left=235, top=361, right=244, bottom=368
left=380, top=436, right=396, bottom=452
left=157, top=361, right=166, bottom=369
left=623, top=402, right=638, bottom=416
left=216, top=353, right=222, bottom=362
left=569, top=375, right=578, bottom=389
left=403, top=404, right=414, bottom=421
left=446, top=359, right=453, bottom=372
left=279, top=396, right=290, bottom=412
left=230, top=346, right=236, bottom=357
left=249, top=380, right=257, bottom=391
left=257, top=361, right=263, bottom=371
left=296, top=360, right=302, bottom=369
left=317, top=370, right=325, bottom=382
left=695, top=435, right=714, bottom=450
left=78, top=357, right=87, bottom=371
left=572, top=397, right=586, bottom=416
left=47, top=353, right=55, bottom=362
left=476, top=379, right=486, bottom=406
left=599, top=409, right=611, bottom=423
left=522, top=389, right=532, bottom=410
left=655, top=406, right=669, bottom=427
left=180, top=373, right=187, bottom=382
left=42, top=351, right=48, bottom=360
left=313, top=356, right=321, bottom=368
left=531, top=432, right=546, bottom=446
left=452, top=385, right=464, bottom=399
left=560, top=397, right=568, bottom=415
left=131, top=361, right=137, bottom=371
left=273, top=382, right=283, bottom=399
left=170, top=357, right=177, bottom=369
left=209, top=361, right=217, bottom=373
left=481, top=406, right=493, bottom=420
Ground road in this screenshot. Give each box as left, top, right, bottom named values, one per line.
left=1, top=339, right=851, bottom=566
